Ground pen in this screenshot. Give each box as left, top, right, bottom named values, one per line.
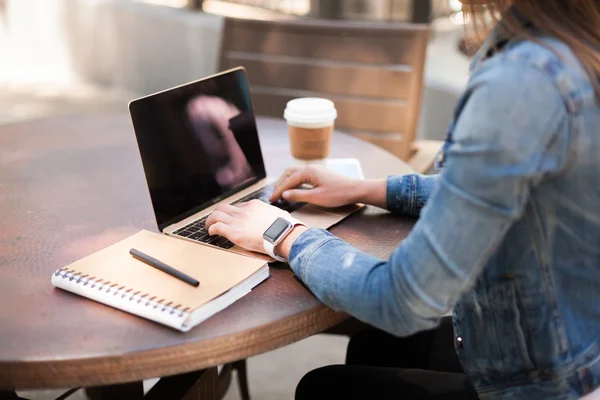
left=129, top=248, right=200, bottom=288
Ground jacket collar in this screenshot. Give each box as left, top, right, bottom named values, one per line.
left=469, top=6, right=535, bottom=72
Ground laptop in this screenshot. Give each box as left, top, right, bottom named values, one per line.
left=129, top=67, right=360, bottom=260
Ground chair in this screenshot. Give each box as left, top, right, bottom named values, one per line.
left=219, top=17, right=441, bottom=173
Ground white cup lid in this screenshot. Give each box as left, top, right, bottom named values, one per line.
left=284, top=98, right=337, bottom=126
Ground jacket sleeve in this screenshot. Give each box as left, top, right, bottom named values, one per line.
left=386, top=174, right=439, bottom=217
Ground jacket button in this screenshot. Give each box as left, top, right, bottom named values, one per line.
left=456, top=336, right=464, bottom=348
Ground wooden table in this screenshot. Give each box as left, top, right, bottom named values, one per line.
left=0, top=114, right=415, bottom=398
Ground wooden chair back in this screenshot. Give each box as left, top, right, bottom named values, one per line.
left=219, top=17, right=430, bottom=160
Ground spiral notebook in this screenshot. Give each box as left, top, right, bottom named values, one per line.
left=51, top=230, right=269, bottom=332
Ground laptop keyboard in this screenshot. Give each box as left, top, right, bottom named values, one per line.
left=172, top=217, right=235, bottom=248
left=172, top=183, right=305, bottom=249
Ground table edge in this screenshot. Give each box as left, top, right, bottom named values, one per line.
left=0, top=305, right=347, bottom=389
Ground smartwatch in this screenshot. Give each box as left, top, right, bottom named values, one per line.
left=263, top=217, right=306, bottom=262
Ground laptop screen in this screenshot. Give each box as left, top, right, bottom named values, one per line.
left=130, top=68, right=267, bottom=230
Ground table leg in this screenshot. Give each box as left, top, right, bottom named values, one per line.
left=185, top=367, right=217, bottom=400
left=145, top=368, right=218, bottom=400
left=85, top=382, right=144, bottom=400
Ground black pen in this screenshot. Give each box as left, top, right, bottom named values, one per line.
left=129, top=248, right=200, bottom=288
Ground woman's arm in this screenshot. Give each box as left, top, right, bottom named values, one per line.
left=278, top=173, right=440, bottom=256
left=269, top=168, right=439, bottom=216
left=278, top=56, right=569, bottom=337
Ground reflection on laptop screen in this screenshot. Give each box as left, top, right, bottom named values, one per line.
left=130, top=69, right=266, bottom=230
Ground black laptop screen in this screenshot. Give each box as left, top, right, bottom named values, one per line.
left=129, top=69, right=267, bottom=230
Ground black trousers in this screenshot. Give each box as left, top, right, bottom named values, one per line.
left=295, top=317, right=479, bottom=400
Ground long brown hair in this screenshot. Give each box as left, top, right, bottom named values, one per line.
left=462, top=0, right=600, bottom=96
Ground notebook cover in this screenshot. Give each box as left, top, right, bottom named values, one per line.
left=51, top=230, right=267, bottom=330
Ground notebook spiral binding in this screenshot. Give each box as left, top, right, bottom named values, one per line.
left=54, top=268, right=189, bottom=318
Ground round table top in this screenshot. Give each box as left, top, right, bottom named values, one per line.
left=0, top=113, right=415, bottom=390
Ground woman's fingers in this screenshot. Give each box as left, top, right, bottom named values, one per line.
left=206, top=210, right=233, bottom=226
left=282, top=188, right=316, bottom=203
left=207, top=221, right=237, bottom=240
left=205, top=204, right=238, bottom=232
left=273, top=166, right=301, bottom=191
left=270, top=169, right=312, bottom=202
left=206, top=208, right=238, bottom=241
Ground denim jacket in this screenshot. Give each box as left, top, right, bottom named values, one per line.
left=288, top=14, right=600, bottom=400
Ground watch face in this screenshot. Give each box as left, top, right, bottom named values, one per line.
left=263, top=217, right=292, bottom=243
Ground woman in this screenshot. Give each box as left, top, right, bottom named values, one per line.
left=206, top=0, right=600, bottom=398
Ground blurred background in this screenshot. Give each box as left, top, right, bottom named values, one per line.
left=2, top=1, right=471, bottom=399
left=0, top=0, right=469, bottom=139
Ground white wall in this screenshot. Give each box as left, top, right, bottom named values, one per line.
left=5, top=0, right=224, bottom=95
left=2, top=0, right=73, bottom=83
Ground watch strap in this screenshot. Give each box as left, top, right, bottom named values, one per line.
left=264, top=240, right=286, bottom=262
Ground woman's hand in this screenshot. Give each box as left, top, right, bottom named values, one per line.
left=205, top=200, right=294, bottom=254
left=269, top=165, right=387, bottom=209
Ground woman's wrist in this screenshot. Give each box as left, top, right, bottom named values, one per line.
left=354, top=179, right=387, bottom=209
left=275, top=225, right=309, bottom=260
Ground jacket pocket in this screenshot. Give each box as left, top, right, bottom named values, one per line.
left=457, top=278, right=537, bottom=384
left=492, top=278, right=537, bottom=373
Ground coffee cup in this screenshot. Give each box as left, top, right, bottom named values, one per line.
left=284, top=98, right=337, bottom=161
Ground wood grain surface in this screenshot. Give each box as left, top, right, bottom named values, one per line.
left=0, top=114, right=415, bottom=390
